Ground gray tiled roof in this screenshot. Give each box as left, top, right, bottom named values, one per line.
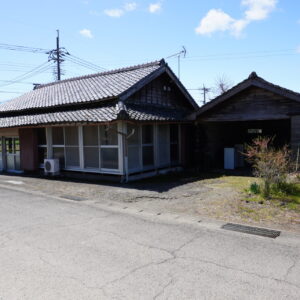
left=0, top=61, right=162, bottom=113
left=0, top=104, right=187, bottom=128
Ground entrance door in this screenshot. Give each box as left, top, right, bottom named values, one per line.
left=5, top=137, right=21, bottom=171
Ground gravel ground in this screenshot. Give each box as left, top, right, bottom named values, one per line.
left=0, top=172, right=299, bottom=232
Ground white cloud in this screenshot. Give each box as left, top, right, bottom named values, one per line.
left=297, top=19, right=300, bottom=24
left=242, top=0, right=277, bottom=21
left=149, top=3, right=162, bottom=13
left=104, top=2, right=137, bottom=18
left=104, top=8, right=124, bottom=18
left=195, top=0, right=277, bottom=37
left=124, top=2, right=137, bottom=12
left=297, top=46, right=300, bottom=53
left=79, top=29, right=93, bottom=39
left=195, top=9, right=235, bottom=36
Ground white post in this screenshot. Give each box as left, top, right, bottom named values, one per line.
left=46, top=127, right=53, bottom=158
left=78, top=126, right=84, bottom=170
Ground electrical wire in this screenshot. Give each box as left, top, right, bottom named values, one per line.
left=68, top=54, right=106, bottom=71
left=0, top=61, right=54, bottom=88
left=185, top=48, right=295, bottom=59
left=0, top=90, right=24, bottom=94
left=0, top=43, right=50, bottom=54
left=65, top=54, right=106, bottom=72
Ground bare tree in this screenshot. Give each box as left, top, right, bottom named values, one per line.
left=214, top=74, right=233, bottom=96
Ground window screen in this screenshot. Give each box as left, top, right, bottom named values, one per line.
left=83, top=126, right=98, bottom=146
left=52, top=127, right=64, bottom=145
left=142, top=125, right=154, bottom=167
left=53, top=147, right=65, bottom=168
left=158, top=125, right=170, bottom=166
left=37, top=128, right=46, bottom=145
left=170, top=125, right=179, bottom=163
left=65, top=127, right=78, bottom=146
left=84, top=147, right=99, bottom=169
left=65, top=147, right=80, bottom=168
left=100, top=124, right=118, bottom=145
left=101, top=148, right=118, bottom=169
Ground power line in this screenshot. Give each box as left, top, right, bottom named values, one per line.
left=0, top=35, right=107, bottom=82
left=0, top=79, right=35, bottom=84
left=64, top=55, right=105, bottom=72
left=0, top=90, right=24, bottom=94
left=0, top=43, right=50, bottom=54
left=0, top=61, right=54, bottom=88
left=67, top=54, right=106, bottom=71
left=185, top=52, right=298, bottom=62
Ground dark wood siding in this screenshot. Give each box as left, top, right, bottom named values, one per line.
left=127, top=73, right=193, bottom=111
left=199, top=87, right=300, bottom=122
left=291, top=116, right=300, bottom=154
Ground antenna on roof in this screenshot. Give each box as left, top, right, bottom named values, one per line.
left=165, top=46, right=187, bottom=79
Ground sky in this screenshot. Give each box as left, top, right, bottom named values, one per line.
left=0, top=0, right=299, bottom=105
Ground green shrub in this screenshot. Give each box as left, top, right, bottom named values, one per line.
left=244, top=136, right=291, bottom=198
left=271, top=182, right=300, bottom=196
left=249, top=182, right=260, bottom=194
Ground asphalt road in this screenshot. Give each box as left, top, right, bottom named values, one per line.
left=0, top=186, right=299, bottom=300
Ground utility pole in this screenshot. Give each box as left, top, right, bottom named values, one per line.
left=48, top=30, right=68, bottom=81
left=56, top=30, right=61, bottom=80
left=199, top=84, right=211, bottom=105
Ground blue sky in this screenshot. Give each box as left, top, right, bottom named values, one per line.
left=0, top=0, right=299, bottom=105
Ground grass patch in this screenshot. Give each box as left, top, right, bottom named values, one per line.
left=215, top=175, right=300, bottom=212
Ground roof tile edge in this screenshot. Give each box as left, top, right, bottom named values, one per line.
left=36, top=59, right=165, bottom=90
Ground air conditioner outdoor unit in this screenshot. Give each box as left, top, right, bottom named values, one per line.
left=44, top=159, right=60, bottom=175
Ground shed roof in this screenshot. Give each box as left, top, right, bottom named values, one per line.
left=196, top=72, right=300, bottom=117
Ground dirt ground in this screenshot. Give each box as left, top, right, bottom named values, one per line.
left=0, top=172, right=299, bottom=233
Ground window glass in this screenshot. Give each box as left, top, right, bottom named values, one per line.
left=142, top=146, right=154, bottom=167
left=170, top=144, right=179, bottom=163
left=14, top=138, right=20, bottom=154
left=100, top=124, right=118, bottom=145
left=6, top=138, right=13, bottom=154
left=52, top=127, right=64, bottom=145
left=128, top=146, right=140, bottom=170
left=65, top=127, right=78, bottom=146
left=142, top=125, right=153, bottom=144
left=101, top=148, right=118, bottom=169
left=170, top=125, right=179, bottom=143
left=127, top=124, right=139, bottom=145
left=15, top=155, right=21, bottom=170
left=170, top=125, right=179, bottom=163
left=65, top=147, right=80, bottom=168
left=158, top=125, right=170, bottom=166
left=53, top=147, right=65, bottom=167
left=84, top=147, right=99, bottom=169
left=83, top=126, right=98, bottom=146
left=38, top=147, right=47, bottom=165
left=37, top=128, right=46, bottom=145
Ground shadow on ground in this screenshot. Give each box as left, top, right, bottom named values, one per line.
left=0, top=169, right=252, bottom=193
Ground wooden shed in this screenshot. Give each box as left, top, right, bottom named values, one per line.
left=195, top=72, right=300, bottom=170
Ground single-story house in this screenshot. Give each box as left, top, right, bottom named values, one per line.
left=195, top=72, right=300, bottom=169
left=0, top=59, right=198, bottom=181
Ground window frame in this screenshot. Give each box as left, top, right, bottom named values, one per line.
left=47, top=124, right=122, bottom=174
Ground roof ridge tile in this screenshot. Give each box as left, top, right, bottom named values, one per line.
left=36, top=59, right=164, bottom=90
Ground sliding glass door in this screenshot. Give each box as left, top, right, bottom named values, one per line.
left=5, top=137, right=21, bottom=171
